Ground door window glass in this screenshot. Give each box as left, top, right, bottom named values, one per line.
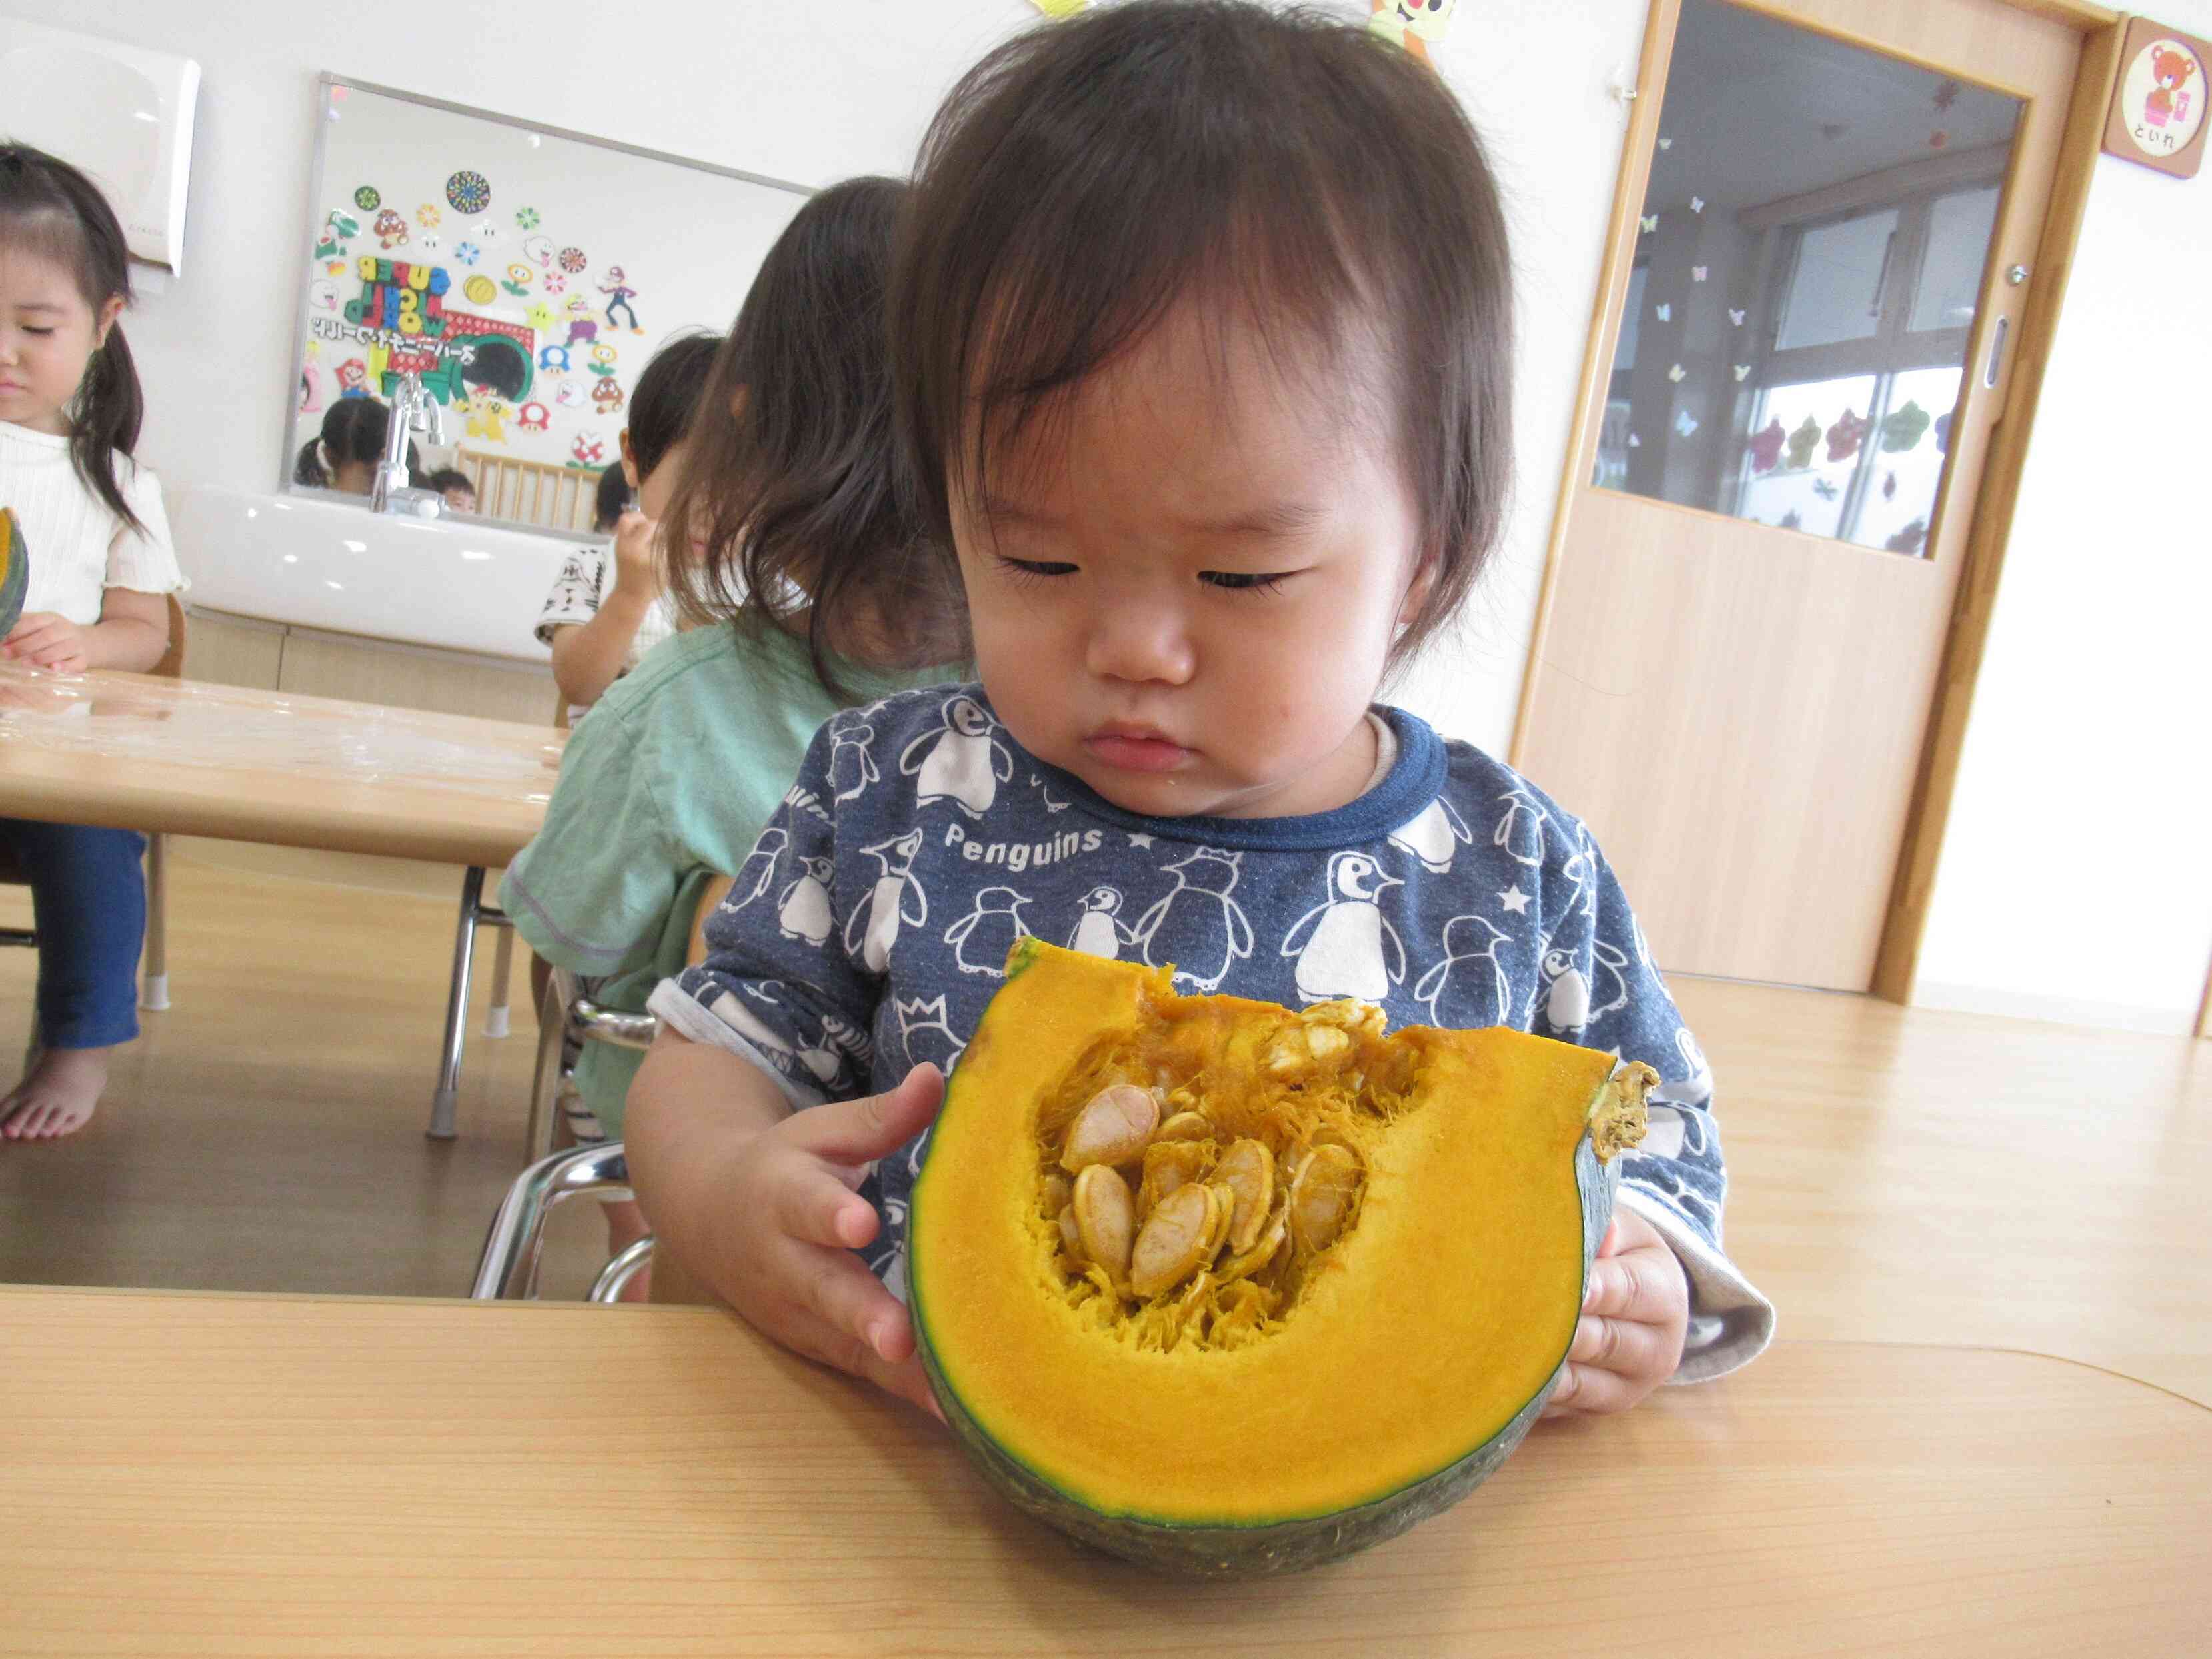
left=1592, top=0, right=2022, bottom=557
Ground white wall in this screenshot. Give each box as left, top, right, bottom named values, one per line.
left=1, top=0, right=1647, bottom=759
left=1915, top=1, right=2212, bottom=1034
left=26, top=0, right=2199, bottom=1029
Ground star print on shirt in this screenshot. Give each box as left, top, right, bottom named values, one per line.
left=1499, top=885, right=1531, bottom=914
left=1128, top=833, right=1155, bottom=848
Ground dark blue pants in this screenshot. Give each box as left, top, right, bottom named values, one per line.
left=0, top=819, right=145, bottom=1050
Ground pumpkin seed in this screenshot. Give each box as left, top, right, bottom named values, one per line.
left=1154, top=1111, right=1214, bottom=1143
left=1060, top=1084, right=1161, bottom=1172
left=1136, top=1140, right=1210, bottom=1222
left=1213, top=1138, right=1275, bottom=1254
left=1217, top=1202, right=1288, bottom=1284
left=1201, top=1182, right=1236, bottom=1265
left=1072, top=1165, right=1135, bottom=1280
left=1129, top=1182, right=1214, bottom=1298
left=1288, top=1143, right=1361, bottom=1253
left=1042, top=1174, right=1072, bottom=1217
left=1057, top=1203, right=1082, bottom=1257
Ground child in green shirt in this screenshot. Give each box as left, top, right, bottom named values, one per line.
left=501, top=177, right=966, bottom=1284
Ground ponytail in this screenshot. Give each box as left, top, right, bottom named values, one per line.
left=1, top=143, right=149, bottom=533
left=72, top=322, right=148, bottom=534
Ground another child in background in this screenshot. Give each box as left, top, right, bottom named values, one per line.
left=501, top=178, right=966, bottom=1283
left=0, top=144, right=189, bottom=1140
left=293, top=397, right=417, bottom=495
left=628, top=3, right=1772, bottom=1414
left=534, top=335, right=718, bottom=715
left=425, top=467, right=476, bottom=515
left=590, top=462, right=631, bottom=533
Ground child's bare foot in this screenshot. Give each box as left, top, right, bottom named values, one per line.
left=2, top=1046, right=113, bottom=1141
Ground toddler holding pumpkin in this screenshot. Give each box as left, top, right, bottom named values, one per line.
left=628, top=1, right=1772, bottom=1418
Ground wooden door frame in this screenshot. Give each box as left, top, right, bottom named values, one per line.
left=1510, top=0, right=2129, bottom=1003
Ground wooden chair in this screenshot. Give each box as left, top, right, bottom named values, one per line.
left=0, top=594, right=187, bottom=1012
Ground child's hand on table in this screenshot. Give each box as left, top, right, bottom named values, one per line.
left=1542, top=1206, right=1689, bottom=1418
left=707, top=1064, right=946, bottom=1420
left=4, top=614, right=91, bottom=673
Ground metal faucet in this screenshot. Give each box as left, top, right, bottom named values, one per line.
left=369, top=371, right=449, bottom=517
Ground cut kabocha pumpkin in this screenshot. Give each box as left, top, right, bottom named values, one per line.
left=0, top=507, right=28, bottom=639
left=908, top=938, right=1654, bottom=1578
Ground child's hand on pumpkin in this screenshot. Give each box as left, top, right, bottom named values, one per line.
left=704, top=1064, right=946, bottom=1419
left=1542, top=1205, right=1688, bottom=1417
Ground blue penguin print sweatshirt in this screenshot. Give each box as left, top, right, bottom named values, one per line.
left=652, top=685, right=1774, bottom=1383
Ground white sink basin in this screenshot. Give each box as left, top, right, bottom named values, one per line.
left=173, top=485, right=578, bottom=663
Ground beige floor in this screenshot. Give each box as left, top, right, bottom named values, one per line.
left=0, top=844, right=606, bottom=1301
left=3, top=847, right=2207, bottom=1404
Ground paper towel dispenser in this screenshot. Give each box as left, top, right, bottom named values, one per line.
left=0, top=19, right=199, bottom=275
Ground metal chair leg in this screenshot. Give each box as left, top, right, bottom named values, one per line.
left=523, top=962, right=570, bottom=1162
left=483, top=922, right=515, bottom=1039
left=429, top=866, right=485, bottom=1141
left=139, top=832, right=169, bottom=1012
left=588, top=1236, right=656, bottom=1304
left=470, top=1144, right=632, bottom=1300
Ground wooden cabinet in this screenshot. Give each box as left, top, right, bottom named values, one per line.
left=187, top=608, right=557, bottom=727
left=182, top=611, right=285, bottom=693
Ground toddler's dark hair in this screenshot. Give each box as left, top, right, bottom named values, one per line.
left=892, top=0, right=1514, bottom=659
left=592, top=463, right=632, bottom=531
left=293, top=397, right=418, bottom=487
left=665, top=177, right=962, bottom=697
left=425, top=467, right=473, bottom=498
left=624, top=331, right=720, bottom=485
left=0, top=143, right=148, bottom=533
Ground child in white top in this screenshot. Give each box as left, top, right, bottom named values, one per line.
left=532, top=334, right=719, bottom=715
left=1, top=144, right=189, bottom=1140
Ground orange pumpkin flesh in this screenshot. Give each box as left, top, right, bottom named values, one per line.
left=908, top=939, right=1650, bottom=1576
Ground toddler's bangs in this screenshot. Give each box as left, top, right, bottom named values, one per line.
left=894, top=1, right=1515, bottom=653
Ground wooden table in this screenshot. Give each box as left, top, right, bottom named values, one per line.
left=3, top=1286, right=2205, bottom=1656
left=0, top=662, right=563, bottom=1135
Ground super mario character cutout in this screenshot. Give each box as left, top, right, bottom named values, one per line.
left=1368, top=0, right=1456, bottom=63
left=599, top=265, right=643, bottom=334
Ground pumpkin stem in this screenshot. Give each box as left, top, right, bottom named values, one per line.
left=1586, top=1062, right=1657, bottom=1163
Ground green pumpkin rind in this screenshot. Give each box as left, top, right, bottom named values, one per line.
left=910, top=1126, right=1622, bottom=1578
left=0, top=508, right=28, bottom=640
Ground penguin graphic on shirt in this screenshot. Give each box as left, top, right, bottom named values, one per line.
left=1492, top=784, right=1550, bottom=867
left=1536, top=938, right=1631, bottom=1034
left=1412, top=912, right=1512, bottom=1028
left=845, top=829, right=928, bottom=972
left=1066, top=886, right=1134, bottom=960
left=728, top=827, right=789, bottom=912
left=1387, top=795, right=1472, bottom=874
left=943, top=886, right=1032, bottom=976
left=703, top=981, right=821, bottom=1088
left=1280, top=850, right=1406, bottom=1003
left=1133, top=847, right=1253, bottom=992
left=894, top=994, right=965, bottom=1074
left=900, top=695, right=1014, bottom=819
left=826, top=722, right=878, bottom=805
left=776, top=856, right=836, bottom=947
left=790, top=1010, right=872, bottom=1088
